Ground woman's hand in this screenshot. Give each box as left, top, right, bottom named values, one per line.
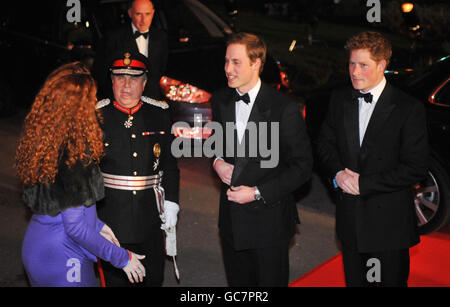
left=123, top=251, right=146, bottom=284
left=99, top=224, right=121, bottom=247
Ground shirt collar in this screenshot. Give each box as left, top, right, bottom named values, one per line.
left=131, top=23, right=149, bottom=36
left=236, top=78, right=261, bottom=105
left=360, top=77, right=386, bottom=104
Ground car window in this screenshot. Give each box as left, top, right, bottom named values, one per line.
left=183, top=0, right=232, bottom=37
left=163, top=0, right=210, bottom=38
left=405, top=60, right=450, bottom=95
left=162, top=0, right=231, bottom=39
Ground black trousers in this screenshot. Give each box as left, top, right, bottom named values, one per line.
left=220, top=236, right=290, bottom=287
left=100, top=230, right=165, bottom=287
left=342, top=245, right=410, bottom=287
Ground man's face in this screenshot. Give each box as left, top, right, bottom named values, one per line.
left=112, top=74, right=147, bottom=108
left=225, top=43, right=260, bottom=94
left=349, top=48, right=386, bottom=92
left=128, top=0, right=154, bottom=33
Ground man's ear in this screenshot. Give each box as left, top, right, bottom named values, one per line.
left=378, top=59, right=387, bottom=72
left=252, top=58, right=262, bottom=72
left=128, top=8, right=132, bottom=19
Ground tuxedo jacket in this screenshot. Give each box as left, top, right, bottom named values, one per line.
left=94, top=24, right=168, bottom=99
left=317, top=83, right=429, bottom=253
left=211, top=83, right=313, bottom=251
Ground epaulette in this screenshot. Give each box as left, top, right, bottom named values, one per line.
left=96, top=98, right=111, bottom=109
left=141, top=96, right=169, bottom=109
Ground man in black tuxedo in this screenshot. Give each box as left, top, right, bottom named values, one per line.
left=211, top=33, right=313, bottom=286
left=316, top=31, right=429, bottom=287
left=94, top=0, right=168, bottom=99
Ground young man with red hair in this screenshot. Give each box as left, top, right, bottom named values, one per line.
left=317, top=31, right=429, bottom=287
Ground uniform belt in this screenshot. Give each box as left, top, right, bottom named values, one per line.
left=103, top=170, right=176, bottom=278
left=102, top=172, right=163, bottom=191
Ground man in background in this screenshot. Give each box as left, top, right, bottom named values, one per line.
left=94, top=0, right=168, bottom=99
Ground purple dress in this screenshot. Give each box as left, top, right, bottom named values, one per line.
left=22, top=205, right=129, bottom=287
left=21, top=159, right=129, bottom=287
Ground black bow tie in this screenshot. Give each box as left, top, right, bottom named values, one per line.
left=352, top=90, right=373, bottom=103
left=134, top=31, right=149, bottom=39
left=233, top=92, right=250, bottom=104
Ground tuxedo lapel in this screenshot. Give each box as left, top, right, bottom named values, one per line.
left=360, top=84, right=396, bottom=161
left=248, top=84, right=272, bottom=123
left=343, top=89, right=361, bottom=167
left=147, top=28, right=159, bottom=60
left=125, top=27, right=141, bottom=55
left=219, top=90, right=238, bottom=172
left=221, top=90, right=236, bottom=128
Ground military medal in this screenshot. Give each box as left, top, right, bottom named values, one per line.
left=153, top=143, right=161, bottom=171
left=124, top=115, right=134, bottom=128
left=113, top=100, right=143, bottom=129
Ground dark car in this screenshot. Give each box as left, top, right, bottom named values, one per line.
left=304, top=56, right=450, bottom=234
left=0, top=0, right=290, bottom=139
left=403, top=56, right=450, bottom=234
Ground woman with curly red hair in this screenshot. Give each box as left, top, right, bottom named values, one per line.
left=16, top=62, right=146, bottom=286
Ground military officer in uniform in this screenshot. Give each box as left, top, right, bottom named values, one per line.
left=96, top=51, right=180, bottom=286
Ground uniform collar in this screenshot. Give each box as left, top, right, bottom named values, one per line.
left=113, top=100, right=143, bottom=115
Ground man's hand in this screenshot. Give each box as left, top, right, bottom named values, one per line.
left=100, top=224, right=121, bottom=247
left=227, top=186, right=255, bottom=204
left=214, top=159, right=234, bottom=186
left=336, top=168, right=360, bottom=195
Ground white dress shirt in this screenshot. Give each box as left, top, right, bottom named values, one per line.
left=131, top=23, right=149, bottom=58
left=235, top=79, right=262, bottom=143
left=358, top=77, right=386, bottom=146
left=212, top=79, right=261, bottom=168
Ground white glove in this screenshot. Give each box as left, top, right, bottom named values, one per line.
left=164, top=226, right=177, bottom=257
left=162, top=201, right=179, bottom=230
left=160, top=201, right=180, bottom=280
left=163, top=226, right=180, bottom=280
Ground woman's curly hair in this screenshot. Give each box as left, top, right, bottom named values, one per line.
left=15, top=62, right=104, bottom=186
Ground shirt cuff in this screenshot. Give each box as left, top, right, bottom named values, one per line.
left=333, top=170, right=344, bottom=189
left=213, top=157, right=224, bottom=168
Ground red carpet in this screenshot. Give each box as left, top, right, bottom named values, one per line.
left=289, top=232, right=450, bottom=287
